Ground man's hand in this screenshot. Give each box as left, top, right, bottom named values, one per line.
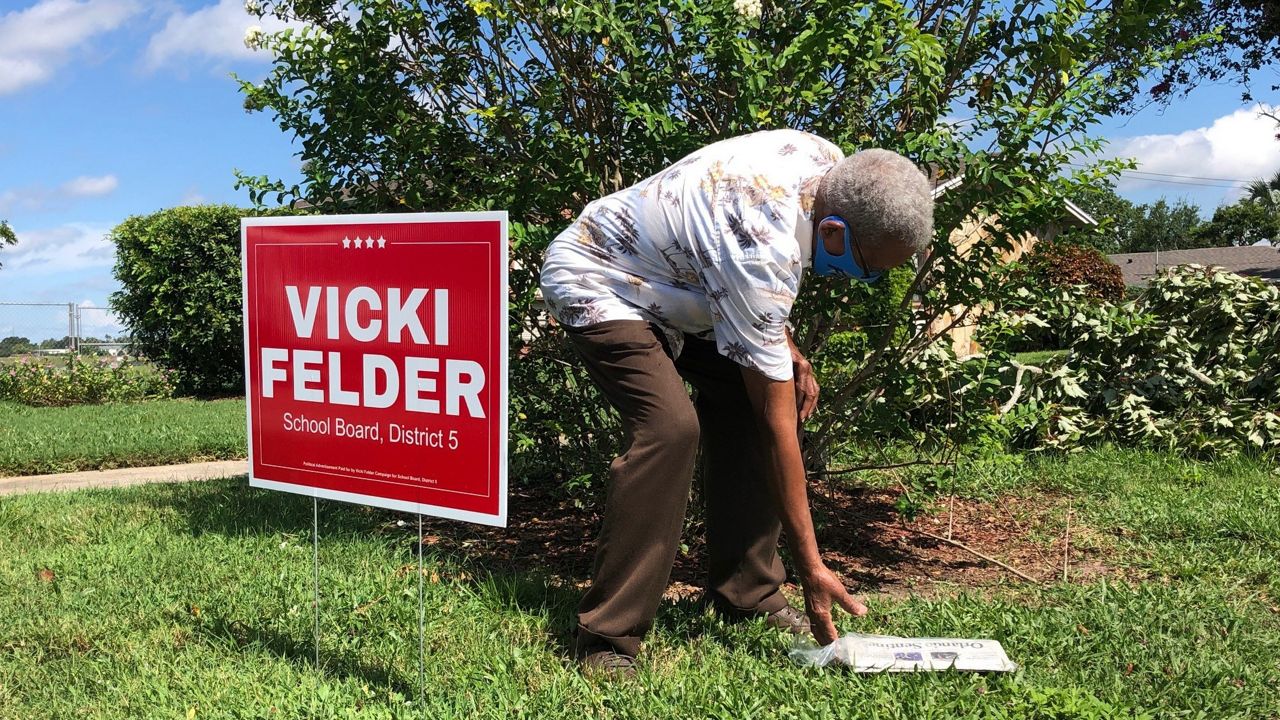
left=793, top=353, right=819, bottom=422
left=799, top=564, right=868, bottom=646
left=786, top=330, right=819, bottom=422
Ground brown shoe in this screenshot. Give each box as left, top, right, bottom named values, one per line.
left=709, top=595, right=812, bottom=637
left=762, top=604, right=812, bottom=636
left=579, top=648, right=638, bottom=679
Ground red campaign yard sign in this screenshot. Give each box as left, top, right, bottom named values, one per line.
left=241, top=213, right=508, bottom=526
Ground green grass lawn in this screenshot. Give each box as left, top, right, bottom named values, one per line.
left=1012, top=350, right=1067, bottom=365
left=1, top=448, right=1277, bottom=718
left=0, top=354, right=70, bottom=367
left=0, top=398, right=247, bottom=476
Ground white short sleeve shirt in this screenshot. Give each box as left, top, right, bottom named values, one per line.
left=539, top=129, right=842, bottom=381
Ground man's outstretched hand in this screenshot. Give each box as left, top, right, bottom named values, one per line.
left=800, top=564, right=868, bottom=646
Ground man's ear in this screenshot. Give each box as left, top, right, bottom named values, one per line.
left=818, top=218, right=846, bottom=256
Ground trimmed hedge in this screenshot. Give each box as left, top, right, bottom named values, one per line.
left=110, top=205, right=293, bottom=397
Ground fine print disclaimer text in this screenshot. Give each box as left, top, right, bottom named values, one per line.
left=283, top=412, right=461, bottom=449
left=300, top=460, right=439, bottom=486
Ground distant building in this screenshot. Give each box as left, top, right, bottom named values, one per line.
left=1109, top=245, right=1280, bottom=287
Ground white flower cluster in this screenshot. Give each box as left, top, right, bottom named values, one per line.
left=244, top=0, right=262, bottom=14
left=733, top=0, right=762, bottom=20
left=244, top=25, right=265, bottom=50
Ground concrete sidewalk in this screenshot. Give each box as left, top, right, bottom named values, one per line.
left=0, top=460, right=247, bottom=496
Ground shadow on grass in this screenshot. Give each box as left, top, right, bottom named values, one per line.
left=151, top=474, right=947, bottom=677
left=153, top=480, right=585, bottom=673
left=162, top=476, right=938, bottom=582
left=154, top=479, right=928, bottom=593
left=196, top=613, right=417, bottom=696
left=154, top=477, right=396, bottom=540
left=429, top=562, right=736, bottom=662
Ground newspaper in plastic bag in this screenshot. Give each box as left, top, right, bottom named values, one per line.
left=790, top=633, right=1018, bottom=673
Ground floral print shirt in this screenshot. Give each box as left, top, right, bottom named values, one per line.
left=540, top=129, right=842, bottom=380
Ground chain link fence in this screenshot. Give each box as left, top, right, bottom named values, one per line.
left=75, top=305, right=129, bottom=355
left=0, top=302, right=129, bottom=360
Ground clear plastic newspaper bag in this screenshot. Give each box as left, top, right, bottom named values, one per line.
left=791, top=633, right=1018, bottom=673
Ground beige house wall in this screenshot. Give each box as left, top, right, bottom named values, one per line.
left=927, top=216, right=1055, bottom=357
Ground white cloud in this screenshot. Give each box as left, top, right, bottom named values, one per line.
left=1111, top=104, right=1280, bottom=200
left=0, top=188, right=41, bottom=215
left=179, top=187, right=207, bottom=205
left=76, top=299, right=127, bottom=338
left=0, top=222, right=115, bottom=275
left=0, top=0, right=138, bottom=95
left=61, top=174, right=119, bottom=197
left=0, top=173, right=119, bottom=213
left=145, top=0, right=300, bottom=68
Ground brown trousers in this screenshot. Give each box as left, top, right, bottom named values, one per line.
left=563, top=319, right=789, bottom=657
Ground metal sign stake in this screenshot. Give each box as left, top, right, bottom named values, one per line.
left=313, top=497, right=321, bottom=672
left=418, top=513, right=426, bottom=713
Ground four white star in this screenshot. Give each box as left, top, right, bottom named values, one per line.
left=340, top=235, right=389, bottom=248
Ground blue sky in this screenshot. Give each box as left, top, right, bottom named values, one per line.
left=1, top=0, right=1278, bottom=340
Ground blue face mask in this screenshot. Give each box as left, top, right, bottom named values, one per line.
left=813, top=215, right=883, bottom=283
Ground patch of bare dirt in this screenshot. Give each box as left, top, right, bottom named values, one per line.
left=407, top=481, right=1129, bottom=602
left=808, top=483, right=1130, bottom=598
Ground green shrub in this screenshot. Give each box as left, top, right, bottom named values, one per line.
left=1010, top=242, right=1127, bottom=352
left=0, top=357, right=175, bottom=406
left=109, top=205, right=294, bottom=397
left=855, top=263, right=1280, bottom=470
left=805, top=264, right=917, bottom=366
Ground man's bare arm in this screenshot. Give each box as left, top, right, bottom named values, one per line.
left=740, top=366, right=867, bottom=644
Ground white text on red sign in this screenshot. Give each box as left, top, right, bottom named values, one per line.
left=258, top=285, right=485, bottom=418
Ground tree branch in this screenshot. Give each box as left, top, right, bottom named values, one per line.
left=809, top=459, right=952, bottom=477
left=907, top=527, right=1044, bottom=584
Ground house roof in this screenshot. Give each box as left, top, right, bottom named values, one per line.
left=1108, top=245, right=1280, bottom=286
left=1060, top=199, right=1097, bottom=227
left=931, top=175, right=964, bottom=198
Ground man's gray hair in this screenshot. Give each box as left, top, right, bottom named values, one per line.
left=818, top=149, right=934, bottom=253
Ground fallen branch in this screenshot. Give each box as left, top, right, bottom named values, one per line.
left=1062, top=507, right=1072, bottom=583
left=999, top=361, right=1044, bottom=415
left=907, top=526, right=1044, bottom=585
left=1181, top=363, right=1215, bottom=387
left=809, top=459, right=952, bottom=477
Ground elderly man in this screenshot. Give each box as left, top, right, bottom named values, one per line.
left=539, top=129, right=934, bottom=675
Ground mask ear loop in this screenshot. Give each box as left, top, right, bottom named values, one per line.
left=840, top=219, right=856, bottom=265
left=820, top=215, right=853, bottom=258
left=838, top=216, right=880, bottom=281
left=847, top=224, right=875, bottom=281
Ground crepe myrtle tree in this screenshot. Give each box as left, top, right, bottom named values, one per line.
left=237, top=0, right=1233, bottom=479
